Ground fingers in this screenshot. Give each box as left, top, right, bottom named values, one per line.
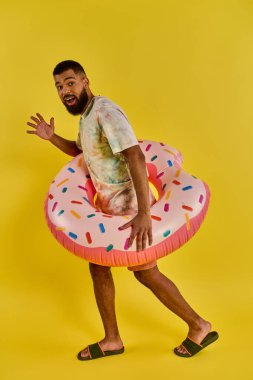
left=118, top=221, right=132, bottom=230
left=148, top=229, right=153, bottom=245
left=26, top=122, right=37, bottom=129
left=128, top=230, right=145, bottom=251
left=26, top=130, right=37, bottom=134
left=27, top=113, right=45, bottom=127
left=136, top=233, right=143, bottom=251
left=142, top=234, right=147, bottom=250
left=129, top=229, right=152, bottom=251
left=50, top=117, right=54, bottom=128
left=36, top=113, right=45, bottom=122
left=119, top=216, right=153, bottom=251
left=30, top=116, right=41, bottom=124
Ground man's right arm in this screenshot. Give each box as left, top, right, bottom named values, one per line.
left=49, top=133, right=82, bottom=157
left=26, top=113, right=82, bottom=157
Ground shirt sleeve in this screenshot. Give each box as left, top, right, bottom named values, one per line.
left=75, top=131, right=82, bottom=151
left=98, top=104, right=139, bottom=155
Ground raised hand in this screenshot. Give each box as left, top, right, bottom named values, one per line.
left=26, top=113, right=55, bottom=140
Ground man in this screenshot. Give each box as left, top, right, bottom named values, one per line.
left=26, top=60, right=217, bottom=360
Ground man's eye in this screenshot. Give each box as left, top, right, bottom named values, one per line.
left=68, top=82, right=74, bottom=86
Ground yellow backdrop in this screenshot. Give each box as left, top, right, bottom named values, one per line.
left=1, top=0, right=252, bottom=379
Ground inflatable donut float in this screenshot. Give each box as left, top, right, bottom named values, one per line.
left=44, top=140, right=210, bottom=267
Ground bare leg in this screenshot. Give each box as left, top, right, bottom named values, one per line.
left=133, top=266, right=212, bottom=355
left=79, top=263, right=124, bottom=358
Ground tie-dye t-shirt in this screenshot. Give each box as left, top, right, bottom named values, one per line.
left=76, top=96, right=155, bottom=216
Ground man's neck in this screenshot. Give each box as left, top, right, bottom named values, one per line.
left=81, top=93, right=95, bottom=115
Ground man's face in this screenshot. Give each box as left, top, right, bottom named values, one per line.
left=54, top=69, right=89, bottom=115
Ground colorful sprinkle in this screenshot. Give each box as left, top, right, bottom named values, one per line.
left=49, top=194, right=54, bottom=200
left=70, top=210, right=81, bottom=219
left=78, top=185, right=88, bottom=191
left=167, top=160, right=173, bottom=167
left=62, top=187, right=68, bottom=193
left=175, top=169, right=181, bottom=177
left=160, top=142, right=165, bottom=146
left=199, top=194, right=204, bottom=203
left=138, top=140, right=143, bottom=143
left=106, top=244, right=113, bottom=252
left=156, top=172, right=164, bottom=179
left=99, top=223, right=105, bottom=233
left=83, top=197, right=91, bottom=204
left=163, top=149, right=176, bottom=156
left=86, top=232, right=92, bottom=244
left=151, top=155, right=158, bottom=161
left=185, top=213, right=190, bottom=230
left=165, top=190, right=171, bottom=200
left=57, top=178, right=69, bottom=187
left=69, top=232, right=78, bottom=239
left=56, top=226, right=65, bottom=231
left=71, top=200, right=83, bottom=204
left=182, top=205, right=193, bottom=212
left=173, top=180, right=181, bottom=185
left=146, top=144, right=152, bottom=151
left=151, top=215, right=162, bottom=221
left=77, top=157, right=83, bottom=167
left=164, top=203, right=169, bottom=212
left=52, top=202, right=58, bottom=212
left=87, top=214, right=96, bottom=218
left=182, top=186, right=192, bottom=191
left=163, top=230, right=171, bottom=237
left=124, top=238, right=130, bottom=250
left=162, top=183, right=167, bottom=190
left=67, top=167, right=75, bottom=173
left=192, top=175, right=198, bottom=179
left=57, top=210, right=65, bottom=216
left=102, top=214, right=113, bottom=218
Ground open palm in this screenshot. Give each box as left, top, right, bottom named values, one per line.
left=26, top=113, right=54, bottom=140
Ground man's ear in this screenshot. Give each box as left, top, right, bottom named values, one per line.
left=83, top=76, right=89, bottom=87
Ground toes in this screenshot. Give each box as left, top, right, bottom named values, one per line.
left=80, top=348, right=89, bottom=358
left=176, top=345, right=188, bottom=354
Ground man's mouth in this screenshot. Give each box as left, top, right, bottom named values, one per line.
left=64, top=95, right=77, bottom=106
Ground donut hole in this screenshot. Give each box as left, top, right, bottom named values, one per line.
left=146, top=163, right=166, bottom=203
left=149, top=181, right=158, bottom=202
left=92, top=180, right=158, bottom=209
left=85, top=162, right=163, bottom=212
left=87, top=162, right=161, bottom=211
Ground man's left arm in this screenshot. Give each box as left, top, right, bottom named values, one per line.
left=119, top=145, right=153, bottom=251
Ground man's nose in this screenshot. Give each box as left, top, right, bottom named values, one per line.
left=62, top=86, right=71, bottom=96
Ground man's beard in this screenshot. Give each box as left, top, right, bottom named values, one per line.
left=63, top=88, right=89, bottom=115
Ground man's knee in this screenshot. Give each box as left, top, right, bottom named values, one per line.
left=89, top=262, right=111, bottom=278
left=133, top=265, right=159, bottom=285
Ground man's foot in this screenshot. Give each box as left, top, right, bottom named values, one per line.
left=78, top=337, right=124, bottom=359
left=175, top=319, right=212, bottom=355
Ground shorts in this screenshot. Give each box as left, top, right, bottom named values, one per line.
left=127, top=260, right=157, bottom=271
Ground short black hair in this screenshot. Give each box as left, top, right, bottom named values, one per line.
left=53, top=60, right=86, bottom=76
